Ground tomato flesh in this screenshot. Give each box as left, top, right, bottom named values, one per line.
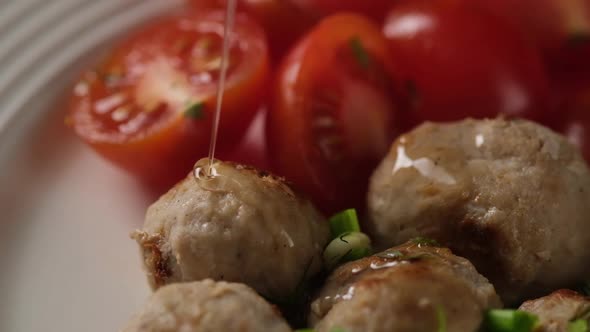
left=267, top=14, right=400, bottom=215
left=471, top=0, right=590, bottom=79
left=383, top=1, right=551, bottom=125
left=68, top=11, right=269, bottom=189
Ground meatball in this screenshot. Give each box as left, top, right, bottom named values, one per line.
left=519, top=289, right=590, bottom=332
left=132, top=159, right=330, bottom=300
left=310, top=241, right=501, bottom=332
left=122, top=279, right=292, bottom=332
left=367, top=118, right=590, bottom=303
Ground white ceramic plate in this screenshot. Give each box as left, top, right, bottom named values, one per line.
left=0, top=1, right=186, bottom=331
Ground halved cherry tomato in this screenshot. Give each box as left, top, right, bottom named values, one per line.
left=291, top=0, right=395, bottom=22
left=471, top=0, right=590, bottom=79
left=383, top=1, right=551, bottom=125
left=559, top=80, right=590, bottom=162
left=190, top=0, right=317, bottom=60
left=67, top=11, right=269, bottom=189
left=267, top=13, right=400, bottom=215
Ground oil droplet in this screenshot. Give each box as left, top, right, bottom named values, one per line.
left=193, top=158, right=219, bottom=180
left=392, top=145, right=456, bottom=185
left=370, top=260, right=401, bottom=270
left=475, top=134, right=484, bottom=148
left=207, top=0, right=237, bottom=173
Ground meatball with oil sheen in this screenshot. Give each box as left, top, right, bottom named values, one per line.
left=519, top=289, right=590, bottom=332
left=122, top=279, right=292, bottom=332
left=132, top=159, right=330, bottom=300
left=310, top=241, right=501, bottom=332
left=367, top=118, right=590, bottom=303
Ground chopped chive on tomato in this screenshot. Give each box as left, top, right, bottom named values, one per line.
left=483, top=309, right=538, bottom=332
left=568, top=319, right=589, bottom=332
left=349, top=37, right=370, bottom=69
left=329, top=209, right=360, bottom=238
left=323, top=232, right=371, bottom=269
left=184, top=102, right=205, bottom=119
left=436, top=305, right=447, bottom=332
left=411, top=236, right=440, bottom=247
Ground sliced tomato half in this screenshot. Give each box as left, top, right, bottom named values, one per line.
left=267, top=13, right=401, bottom=215
left=67, top=11, right=269, bottom=189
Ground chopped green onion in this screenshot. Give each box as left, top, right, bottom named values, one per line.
left=323, top=232, right=371, bottom=269
left=411, top=236, right=440, bottom=247
left=184, top=102, right=205, bottom=119
left=436, top=305, right=447, bottom=332
left=568, top=319, right=589, bottom=332
left=329, top=209, right=360, bottom=238
left=330, top=328, right=347, bottom=332
left=483, top=309, right=538, bottom=332
left=349, top=37, right=370, bottom=69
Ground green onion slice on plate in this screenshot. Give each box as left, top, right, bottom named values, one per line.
left=329, top=209, right=360, bottom=238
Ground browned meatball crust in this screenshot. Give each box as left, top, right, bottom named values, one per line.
left=132, top=160, right=330, bottom=300
left=310, top=241, right=501, bottom=332
left=519, top=289, right=590, bottom=332
left=122, top=280, right=292, bottom=332
left=367, top=118, right=590, bottom=303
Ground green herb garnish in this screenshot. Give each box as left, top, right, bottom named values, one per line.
left=184, top=102, right=205, bottom=119
left=323, top=232, right=371, bottom=270
left=349, top=37, right=370, bottom=69
left=483, top=309, right=538, bottom=332
left=436, top=305, right=447, bottom=332
left=329, top=209, right=360, bottom=238
left=568, top=319, right=589, bottom=332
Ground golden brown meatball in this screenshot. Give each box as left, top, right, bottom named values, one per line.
left=122, top=280, right=292, bottom=332
left=310, top=241, right=501, bottom=332
left=519, top=289, right=590, bottom=332
left=132, top=159, right=330, bottom=300
left=367, top=118, right=590, bottom=303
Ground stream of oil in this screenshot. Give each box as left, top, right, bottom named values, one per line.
left=202, top=0, right=237, bottom=178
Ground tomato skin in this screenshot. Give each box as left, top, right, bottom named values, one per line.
left=267, top=13, right=400, bottom=215
left=558, top=79, right=590, bottom=163
left=68, top=11, right=269, bottom=189
left=190, top=0, right=317, bottom=60
left=471, top=0, right=590, bottom=79
left=383, top=1, right=551, bottom=125
left=291, top=0, right=395, bottom=21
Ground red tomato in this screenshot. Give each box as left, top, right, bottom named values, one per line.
left=218, top=109, right=270, bottom=170
left=559, top=81, right=590, bottom=162
left=67, top=11, right=269, bottom=189
left=382, top=1, right=551, bottom=124
left=190, top=0, right=317, bottom=59
left=471, top=0, right=590, bottom=80
left=291, top=0, right=395, bottom=21
left=267, top=13, right=400, bottom=215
